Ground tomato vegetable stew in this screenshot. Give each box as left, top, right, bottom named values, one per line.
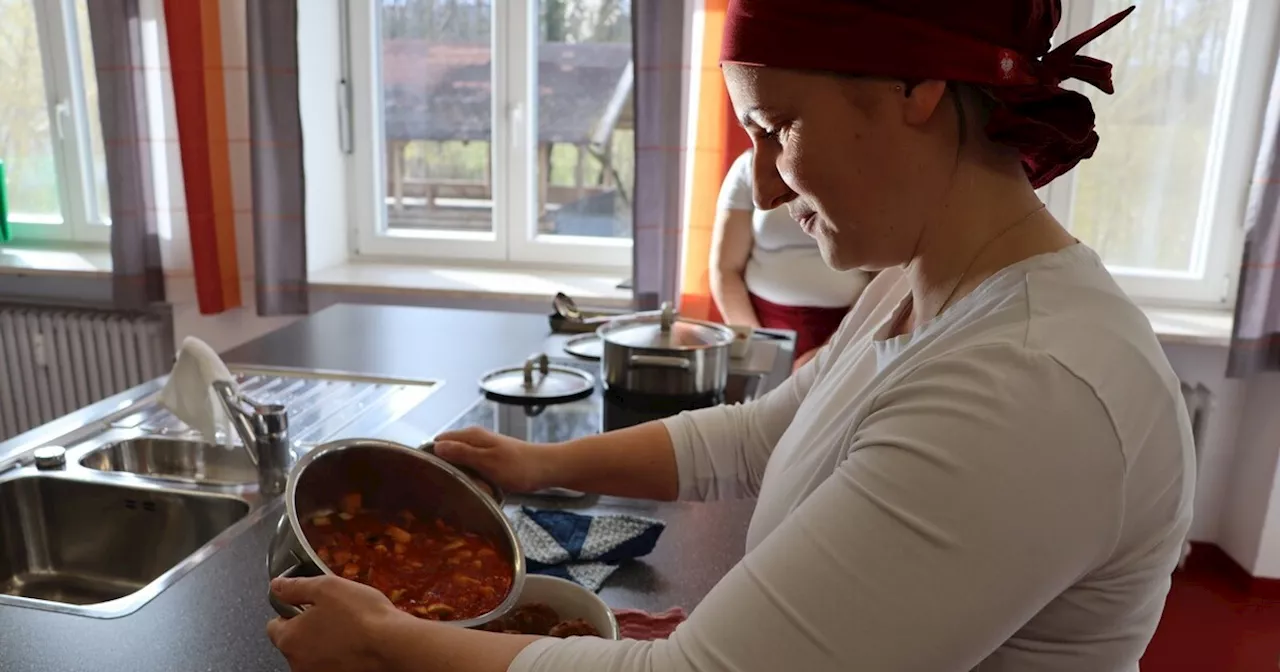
left=478, top=604, right=602, bottom=638
left=301, top=492, right=513, bottom=621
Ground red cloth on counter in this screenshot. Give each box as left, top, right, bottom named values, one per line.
left=720, top=0, right=1136, bottom=188
left=749, top=292, right=848, bottom=358
left=613, top=607, right=688, bottom=640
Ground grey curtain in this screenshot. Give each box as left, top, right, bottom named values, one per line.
left=630, top=0, right=688, bottom=310
left=246, top=0, right=308, bottom=315
left=1227, top=56, right=1280, bottom=377
left=86, top=0, right=166, bottom=310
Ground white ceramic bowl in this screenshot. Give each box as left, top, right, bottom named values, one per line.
left=514, top=575, right=620, bottom=640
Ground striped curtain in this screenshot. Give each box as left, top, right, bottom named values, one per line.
left=1227, top=50, right=1280, bottom=377
left=675, top=0, right=750, bottom=321
left=85, top=0, right=167, bottom=310
left=159, top=0, right=307, bottom=317
left=246, top=0, right=308, bottom=315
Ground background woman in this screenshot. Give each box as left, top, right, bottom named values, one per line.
left=711, top=148, right=872, bottom=367
left=267, top=2, right=1193, bottom=670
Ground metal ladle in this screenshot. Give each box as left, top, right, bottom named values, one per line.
left=553, top=292, right=666, bottom=326
left=553, top=292, right=611, bottom=325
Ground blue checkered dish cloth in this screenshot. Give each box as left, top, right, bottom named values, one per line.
left=509, top=506, right=666, bottom=592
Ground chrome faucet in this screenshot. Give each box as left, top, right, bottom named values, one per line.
left=212, top=380, right=291, bottom=497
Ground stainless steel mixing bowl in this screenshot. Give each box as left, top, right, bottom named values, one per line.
left=266, top=438, right=524, bottom=628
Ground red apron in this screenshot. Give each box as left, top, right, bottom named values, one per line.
left=748, top=293, right=849, bottom=358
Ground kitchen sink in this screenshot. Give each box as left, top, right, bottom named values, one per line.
left=0, top=364, right=443, bottom=618
left=80, top=438, right=258, bottom=486
left=0, top=476, right=250, bottom=615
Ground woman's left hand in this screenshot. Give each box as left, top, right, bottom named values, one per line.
left=266, top=576, right=403, bottom=671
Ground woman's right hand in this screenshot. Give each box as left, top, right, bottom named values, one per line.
left=431, top=427, right=549, bottom=494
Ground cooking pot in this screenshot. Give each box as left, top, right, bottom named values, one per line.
left=597, top=303, right=734, bottom=398
left=266, top=438, right=524, bottom=627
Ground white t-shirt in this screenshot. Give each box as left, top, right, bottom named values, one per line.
left=510, top=244, right=1195, bottom=672
left=717, top=151, right=869, bottom=308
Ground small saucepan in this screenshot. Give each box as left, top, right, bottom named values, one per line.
left=265, top=438, right=523, bottom=628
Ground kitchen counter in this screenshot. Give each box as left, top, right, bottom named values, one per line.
left=0, top=304, right=790, bottom=672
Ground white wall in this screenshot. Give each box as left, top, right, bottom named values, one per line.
left=298, top=0, right=349, bottom=274
left=1225, top=373, right=1280, bottom=576
left=1119, top=341, right=1280, bottom=580
left=1163, top=344, right=1246, bottom=543
left=169, top=278, right=302, bottom=354
left=1255, top=374, right=1280, bottom=576
left=1166, top=340, right=1280, bottom=579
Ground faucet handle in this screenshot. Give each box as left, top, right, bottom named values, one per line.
left=213, top=381, right=283, bottom=420
left=253, top=401, right=289, bottom=438
left=212, top=380, right=292, bottom=496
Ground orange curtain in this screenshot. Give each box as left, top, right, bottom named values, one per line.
left=678, top=0, right=752, bottom=323
left=164, top=0, right=242, bottom=314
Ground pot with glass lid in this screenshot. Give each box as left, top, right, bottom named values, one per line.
left=596, top=302, right=735, bottom=400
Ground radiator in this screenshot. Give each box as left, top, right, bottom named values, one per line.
left=0, top=305, right=174, bottom=442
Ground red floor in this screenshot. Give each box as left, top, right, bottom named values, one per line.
left=1142, top=547, right=1280, bottom=671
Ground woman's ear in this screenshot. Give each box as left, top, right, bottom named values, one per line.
left=901, top=80, right=948, bottom=126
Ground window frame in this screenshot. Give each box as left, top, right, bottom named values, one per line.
left=1041, top=0, right=1279, bottom=308
left=347, top=0, right=635, bottom=272
left=5, top=0, right=108, bottom=246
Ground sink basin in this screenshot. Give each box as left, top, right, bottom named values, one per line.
left=0, top=476, right=249, bottom=613
left=80, top=438, right=258, bottom=485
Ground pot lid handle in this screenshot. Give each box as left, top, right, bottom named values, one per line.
left=522, top=352, right=550, bottom=387
left=659, top=301, right=675, bottom=333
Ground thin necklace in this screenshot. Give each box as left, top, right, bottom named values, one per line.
left=897, top=203, right=1048, bottom=334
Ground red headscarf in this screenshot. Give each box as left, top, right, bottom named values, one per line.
left=720, top=0, right=1135, bottom=188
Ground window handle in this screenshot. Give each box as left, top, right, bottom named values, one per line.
left=510, top=103, right=523, bottom=150
left=337, top=80, right=353, bottom=154
left=54, top=101, right=70, bottom=141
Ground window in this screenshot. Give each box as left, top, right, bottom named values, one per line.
left=0, top=0, right=110, bottom=244
left=1041, top=0, right=1279, bottom=307
left=349, top=0, right=635, bottom=270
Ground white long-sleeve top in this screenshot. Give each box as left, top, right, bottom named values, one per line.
left=510, top=244, right=1195, bottom=672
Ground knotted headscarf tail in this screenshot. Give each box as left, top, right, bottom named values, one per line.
left=720, top=0, right=1136, bottom=188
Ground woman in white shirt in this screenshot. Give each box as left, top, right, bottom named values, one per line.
left=267, top=1, right=1194, bottom=671
left=711, top=149, right=871, bottom=367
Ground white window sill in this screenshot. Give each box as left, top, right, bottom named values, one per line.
left=0, top=248, right=1234, bottom=346
left=313, top=262, right=1234, bottom=345
left=309, top=261, right=635, bottom=309
left=1141, top=306, right=1234, bottom=348
left=0, top=246, right=113, bottom=275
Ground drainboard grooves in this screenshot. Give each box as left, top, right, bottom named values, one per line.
left=272, top=379, right=345, bottom=417
left=284, top=381, right=365, bottom=434
left=108, top=370, right=438, bottom=448
left=290, top=383, right=404, bottom=445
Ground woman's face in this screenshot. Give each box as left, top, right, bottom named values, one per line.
left=723, top=64, right=953, bottom=271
